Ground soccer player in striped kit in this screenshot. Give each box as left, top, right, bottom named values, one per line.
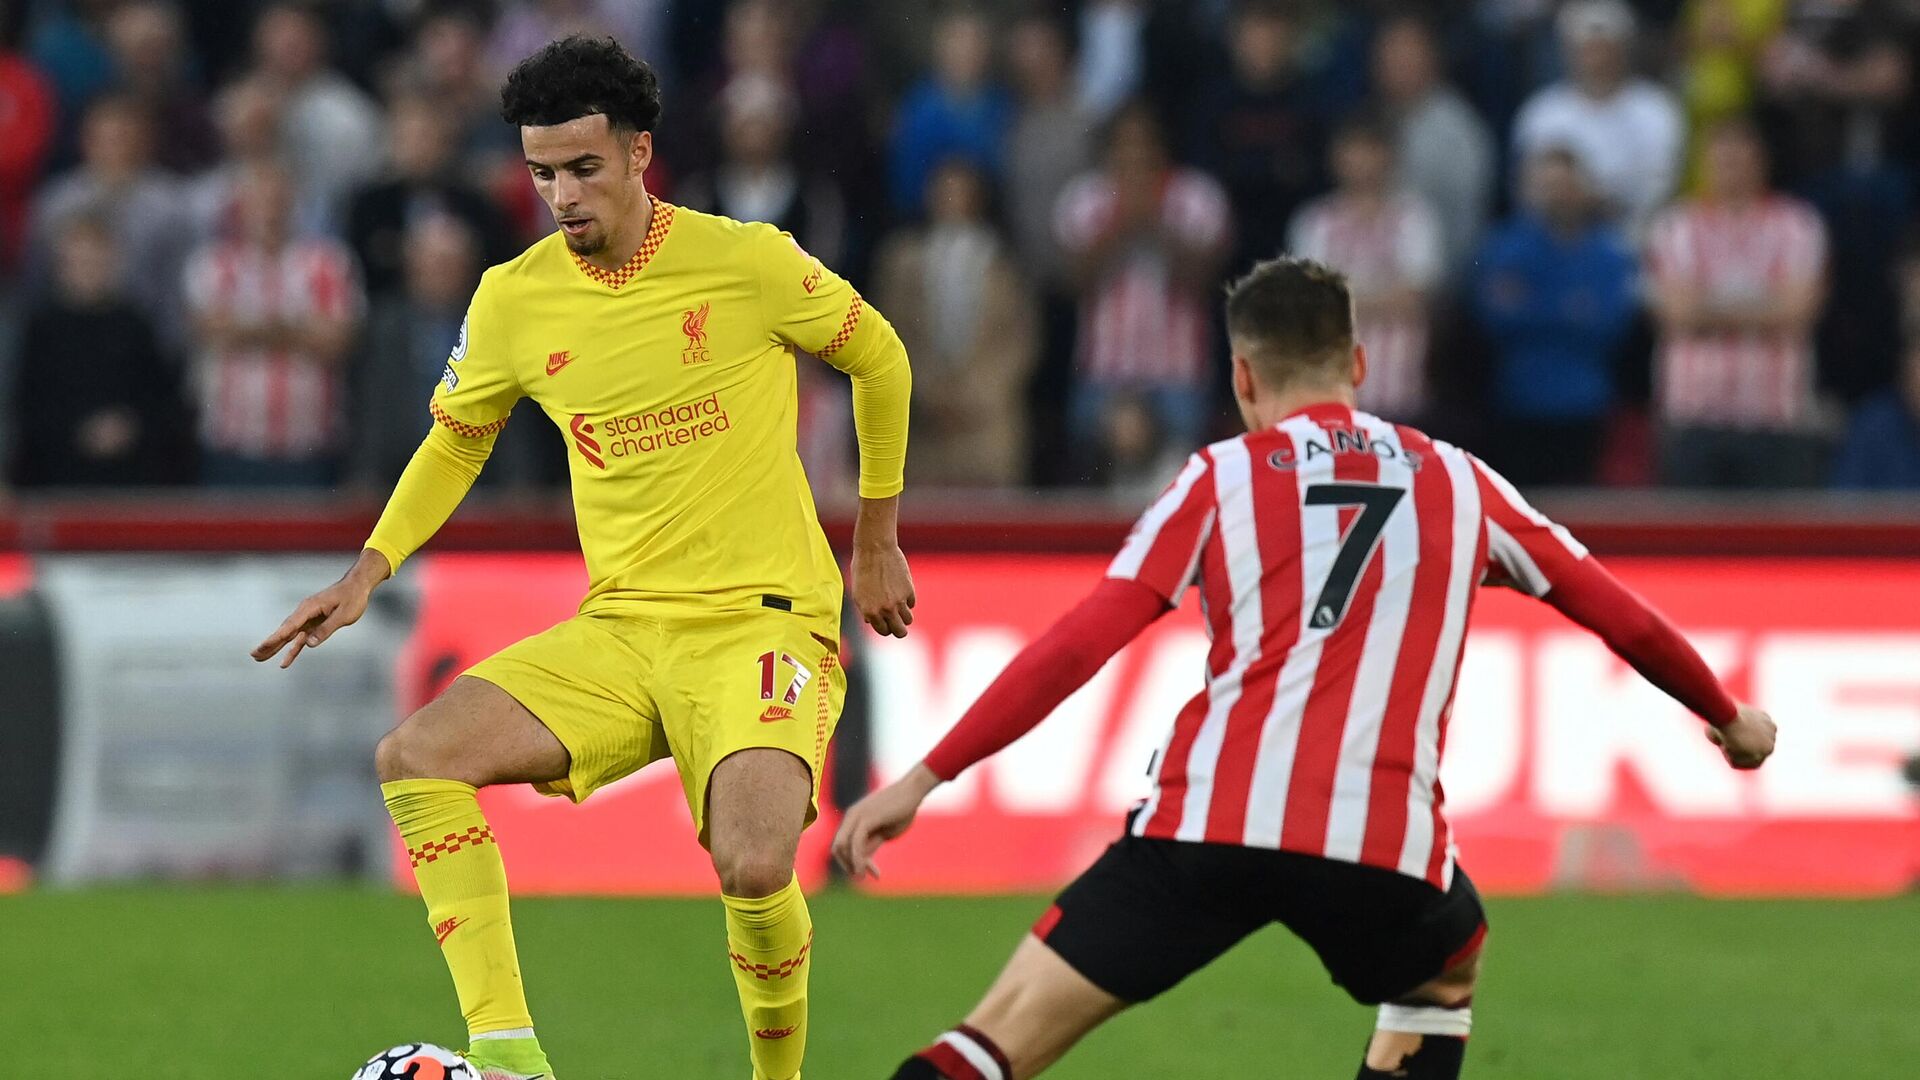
left=835, top=257, right=1777, bottom=1080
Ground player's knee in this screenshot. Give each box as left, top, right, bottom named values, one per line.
left=375, top=714, right=465, bottom=784
left=713, top=849, right=794, bottom=899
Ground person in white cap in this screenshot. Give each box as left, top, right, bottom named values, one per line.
left=1512, top=0, right=1684, bottom=239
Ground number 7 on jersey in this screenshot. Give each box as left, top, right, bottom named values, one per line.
left=1304, top=482, right=1406, bottom=630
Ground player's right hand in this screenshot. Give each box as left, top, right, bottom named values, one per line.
left=251, top=559, right=383, bottom=668
left=1707, top=704, right=1777, bottom=770
left=832, top=762, right=942, bottom=879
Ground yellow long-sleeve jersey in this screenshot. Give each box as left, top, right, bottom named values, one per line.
left=366, top=201, right=910, bottom=629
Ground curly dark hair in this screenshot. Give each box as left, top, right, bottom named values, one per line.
left=499, top=35, right=662, bottom=133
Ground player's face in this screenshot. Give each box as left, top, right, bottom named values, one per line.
left=522, top=114, right=652, bottom=257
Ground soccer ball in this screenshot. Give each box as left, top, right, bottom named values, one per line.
left=352, top=1043, right=478, bottom=1079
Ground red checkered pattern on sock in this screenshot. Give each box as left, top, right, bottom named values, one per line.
left=817, top=296, right=863, bottom=358
left=408, top=825, right=496, bottom=866
left=729, top=928, right=813, bottom=981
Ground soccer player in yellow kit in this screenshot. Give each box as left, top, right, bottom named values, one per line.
left=251, top=37, right=914, bottom=1080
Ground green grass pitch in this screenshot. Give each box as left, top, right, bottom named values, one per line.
left=6, top=887, right=1916, bottom=1078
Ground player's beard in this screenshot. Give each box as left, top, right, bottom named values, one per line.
left=562, top=222, right=606, bottom=256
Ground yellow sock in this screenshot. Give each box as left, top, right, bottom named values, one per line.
left=383, top=779, right=537, bottom=1042
left=722, top=875, right=813, bottom=1080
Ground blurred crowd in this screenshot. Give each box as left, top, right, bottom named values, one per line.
left=4, top=0, right=1920, bottom=497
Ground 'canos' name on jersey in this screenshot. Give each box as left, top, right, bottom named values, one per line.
left=1267, top=424, right=1424, bottom=473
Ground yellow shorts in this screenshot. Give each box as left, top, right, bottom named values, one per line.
left=464, top=605, right=846, bottom=845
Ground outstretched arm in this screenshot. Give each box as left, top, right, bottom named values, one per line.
left=1472, top=455, right=1776, bottom=766
left=253, top=271, right=517, bottom=668
left=832, top=578, right=1168, bottom=877
left=1541, top=557, right=1735, bottom=726
left=251, top=423, right=496, bottom=667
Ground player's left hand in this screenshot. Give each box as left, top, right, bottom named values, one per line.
left=832, top=763, right=941, bottom=879
left=851, top=542, right=916, bottom=638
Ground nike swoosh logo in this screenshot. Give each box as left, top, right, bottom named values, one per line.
left=434, top=917, right=468, bottom=945
left=545, top=355, right=574, bottom=375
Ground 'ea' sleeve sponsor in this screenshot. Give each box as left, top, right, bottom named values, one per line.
left=754, top=224, right=911, bottom=499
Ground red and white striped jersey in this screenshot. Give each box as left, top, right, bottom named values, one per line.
left=1108, top=403, right=1588, bottom=888
left=1646, top=196, right=1827, bottom=431
left=183, top=238, right=364, bottom=460
left=1053, top=167, right=1232, bottom=386
left=1287, top=194, right=1443, bottom=421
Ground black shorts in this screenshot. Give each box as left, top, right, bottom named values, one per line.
left=1035, top=835, right=1486, bottom=1006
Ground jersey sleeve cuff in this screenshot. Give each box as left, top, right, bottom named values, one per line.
left=858, top=477, right=906, bottom=500
left=363, top=539, right=405, bottom=578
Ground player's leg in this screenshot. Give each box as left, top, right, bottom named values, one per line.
left=890, top=935, right=1126, bottom=1080
left=890, top=836, right=1260, bottom=1079
left=376, top=675, right=569, bottom=1078
left=378, top=613, right=665, bottom=1080
left=706, top=747, right=815, bottom=1080
left=1360, top=945, right=1481, bottom=1080
left=669, top=610, right=844, bottom=1080
left=1276, top=858, right=1487, bottom=1080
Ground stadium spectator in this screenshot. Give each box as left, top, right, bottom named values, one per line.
left=9, top=215, right=188, bottom=488
left=1513, top=0, right=1684, bottom=236
left=1677, top=0, right=1786, bottom=147
left=25, top=93, right=194, bottom=342
left=1373, top=13, right=1495, bottom=281
left=874, top=158, right=1036, bottom=488
left=1647, top=118, right=1830, bottom=488
left=0, top=27, right=55, bottom=273
left=183, top=160, right=362, bottom=488
left=1006, top=10, right=1094, bottom=297
left=668, top=0, right=792, bottom=177
left=1473, top=145, right=1640, bottom=486
left=678, top=74, right=846, bottom=267
left=1830, top=337, right=1920, bottom=489
left=1075, top=0, right=1149, bottom=119
left=1005, top=9, right=1095, bottom=485
left=1759, top=0, right=1916, bottom=403
left=349, top=212, right=550, bottom=492
left=187, top=75, right=308, bottom=245
left=1287, top=114, right=1444, bottom=422
left=1188, top=0, right=1326, bottom=272
left=249, top=1, right=383, bottom=222
left=1056, top=101, right=1231, bottom=465
left=344, top=91, right=514, bottom=296
left=105, top=0, right=218, bottom=174
left=888, top=6, right=1010, bottom=217
left=1091, top=389, right=1188, bottom=499
left=485, top=0, right=658, bottom=83
left=25, top=0, right=116, bottom=139
left=405, top=5, right=519, bottom=174
left=1758, top=0, right=1914, bottom=187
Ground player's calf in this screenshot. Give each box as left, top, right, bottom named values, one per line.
left=708, top=749, right=816, bottom=1080
left=890, top=935, right=1126, bottom=1080
left=379, top=678, right=569, bottom=1076
left=1357, top=945, right=1481, bottom=1079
